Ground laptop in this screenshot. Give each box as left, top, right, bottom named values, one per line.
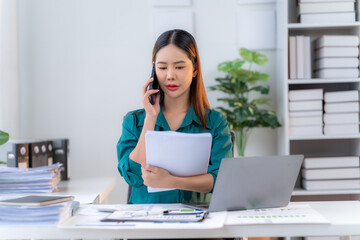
left=208, top=155, right=304, bottom=212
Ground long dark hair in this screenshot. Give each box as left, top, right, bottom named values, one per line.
left=153, top=29, right=210, bottom=128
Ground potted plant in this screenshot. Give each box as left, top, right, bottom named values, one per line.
left=0, top=130, right=10, bottom=165
left=210, top=48, right=281, bottom=156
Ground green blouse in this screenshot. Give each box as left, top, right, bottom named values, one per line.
left=117, top=104, right=233, bottom=204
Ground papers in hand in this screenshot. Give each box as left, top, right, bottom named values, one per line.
left=145, top=131, right=212, bottom=192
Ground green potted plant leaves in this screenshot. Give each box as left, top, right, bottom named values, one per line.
left=0, top=130, right=10, bottom=165
left=210, top=48, right=281, bottom=156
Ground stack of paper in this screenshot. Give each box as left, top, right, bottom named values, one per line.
left=0, top=163, right=62, bottom=193
left=302, top=156, right=360, bottom=190
left=0, top=195, right=74, bottom=226
left=314, top=35, right=359, bottom=79
left=298, top=1, right=356, bottom=24
left=288, top=88, right=324, bottom=137
left=323, top=90, right=359, bottom=135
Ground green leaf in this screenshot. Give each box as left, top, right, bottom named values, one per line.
left=218, top=61, right=233, bottom=73
left=249, top=85, right=270, bottom=94
left=253, top=52, right=268, bottom=65
left=239, top=48, right=253, bottom=63
left=251, top=97, right=272, bottom=105
left=0, top=130, right=9, bottom=146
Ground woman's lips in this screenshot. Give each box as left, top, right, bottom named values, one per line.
left=166, top=84, right=179, bottom=91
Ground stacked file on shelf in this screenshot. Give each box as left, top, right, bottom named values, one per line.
left=0, top=195, right=73, bottom=226
left=323, top=90, right=359, bottom=135
left=314, top=35, right=360, bottom=79
left=0, top=163, right=62, bottom=193
left=288, top=36, right=311, bottom=79
left=297, top=1, right=356, bottom=24
left=302, top=156, right=360, bottom=190
left=288, top=88, right=323, bottom=137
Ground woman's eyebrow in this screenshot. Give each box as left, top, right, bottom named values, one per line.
left=157, top=60, right=186, bottom=64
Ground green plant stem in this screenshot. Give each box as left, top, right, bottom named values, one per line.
left=235, top=128, right=252, bottom=156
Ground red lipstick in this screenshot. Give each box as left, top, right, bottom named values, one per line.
left=166, top=84, right=179, bottom=91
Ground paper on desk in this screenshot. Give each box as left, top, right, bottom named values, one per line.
left=145, top=131, right=212, bottom=192
left=225, top=204, right=330, bottom=225
left=60, top=211, right=227, bottom=229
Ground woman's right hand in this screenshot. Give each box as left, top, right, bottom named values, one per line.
left=142, top=77, right=160, bottom=119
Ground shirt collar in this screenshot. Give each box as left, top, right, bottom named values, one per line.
left=136, top=104, right=204, bottom=130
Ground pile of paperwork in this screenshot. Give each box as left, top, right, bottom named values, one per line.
left=0, top=163, right=62, bottom=193
left=0, top=195, right=73, bottom=226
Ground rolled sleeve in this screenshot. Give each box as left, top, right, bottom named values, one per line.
left=117, top=114, right=143, bottom=188
left=207, top=113, right=233, bottom=192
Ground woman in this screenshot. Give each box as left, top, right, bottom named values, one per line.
left=117, top=29, right=232, bottom=204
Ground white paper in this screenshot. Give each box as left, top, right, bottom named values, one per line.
left=153, top=10, right=194, bottom=39
left=236, top=10, right=276, bottom=49
left=145, top=131, right=212, bottom=192
left=225, top=204, right=330, bottom=225
left=61, top=211, right=226, bottom=229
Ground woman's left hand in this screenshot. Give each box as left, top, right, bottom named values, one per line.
left=141, top=164, right=174, bottom=188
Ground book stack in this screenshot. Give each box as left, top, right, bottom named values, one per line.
left=302, top=156, right=360, bottom=190
left=0, top=163, right=62, bottom=193
left=288, top=35, right=311, bottom=79
left=288, top=88, right=323, bottom=137
left=323, top=90, right=360, bottom=135
left=0, top=195, right=74, bottom=225
left=314, top=35, right=359, bottom=78
left=298, top=0, right=356, bottom=24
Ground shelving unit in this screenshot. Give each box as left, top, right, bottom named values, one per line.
left=276, top=0, right=360, bottom=201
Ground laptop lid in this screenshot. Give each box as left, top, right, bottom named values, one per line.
left=208, top=155, right=304, bottom=212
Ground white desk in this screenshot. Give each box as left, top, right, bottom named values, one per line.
left=55, top=177, right=116, bottom=204
left=0, top=201, right=360, bottom=239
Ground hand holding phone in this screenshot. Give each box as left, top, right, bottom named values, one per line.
left=147, top=64, right=159, bottom=105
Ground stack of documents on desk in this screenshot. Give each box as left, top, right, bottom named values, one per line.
left=0, top=195, right=74, bottom=225
left=0, top=163, right=62, bottom=193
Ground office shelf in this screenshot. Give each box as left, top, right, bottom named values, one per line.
left=288, top=78, right=360, bottom=85
left=292, top=188, right=360, bottom=196
left=276, top=0, right=360, bottom=201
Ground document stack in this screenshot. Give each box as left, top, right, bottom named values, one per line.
left=288, top=35, right=311, bottom=79
left=323, top=90, right=360, bottom=135
left=297, top=1, right=356, bottom=24
left=0, top=195, right=74, bottom=226
left=302, top=156, right=360, bottom=190
left=0, top=163, right=62, bottom=193
left=288, top=89, right=323, bottom=137
left=314, top=35, right=359, bottom=79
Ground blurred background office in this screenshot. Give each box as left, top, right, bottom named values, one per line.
left=0, top=0, right=278, bottom=203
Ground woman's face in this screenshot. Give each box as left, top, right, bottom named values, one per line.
left=155, top=44, right=196, bottom=102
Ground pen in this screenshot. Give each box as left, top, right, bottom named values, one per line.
left=163, top=209, right=207, bottom=215
left=130, top=210, right=165, bottom=217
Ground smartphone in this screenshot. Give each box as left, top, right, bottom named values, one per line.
left=147, top=63, right=159, bottom=105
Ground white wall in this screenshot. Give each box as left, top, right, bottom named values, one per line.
left=17, top=0, right=278, bottom=203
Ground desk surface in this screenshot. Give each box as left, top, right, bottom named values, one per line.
left=1, top=201, right=360, bottom=239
